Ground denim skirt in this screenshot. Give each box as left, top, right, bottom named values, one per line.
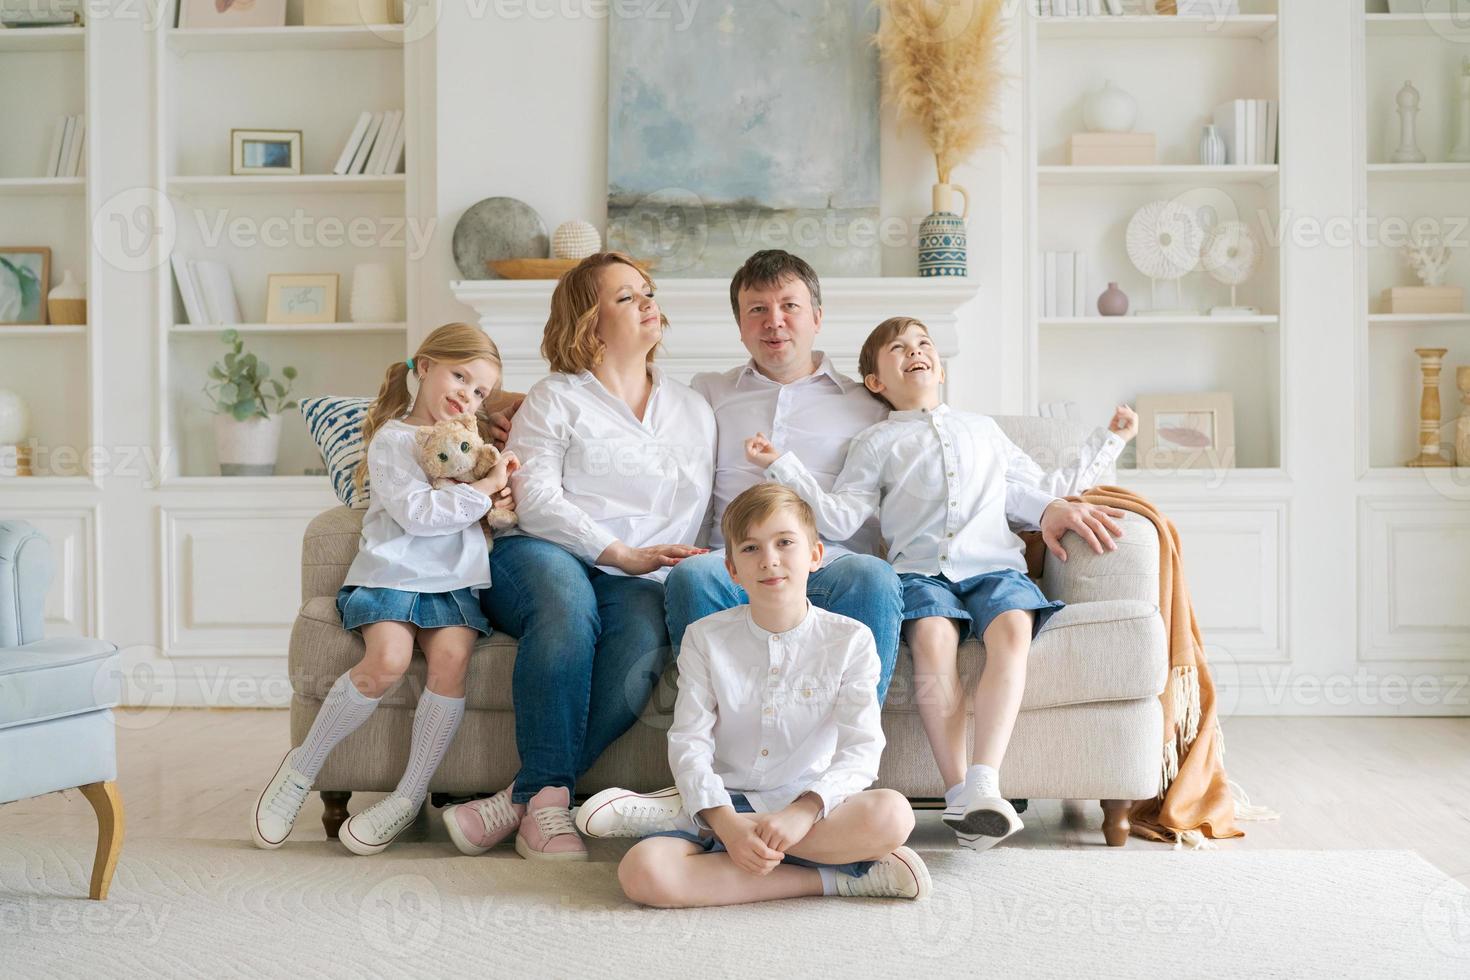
left=336, top=585, right=493, bottom=637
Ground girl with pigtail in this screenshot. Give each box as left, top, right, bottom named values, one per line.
left=251, top=322, right=517, bottom=855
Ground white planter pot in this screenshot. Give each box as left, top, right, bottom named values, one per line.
left=214, top=413, right=284, bottom=476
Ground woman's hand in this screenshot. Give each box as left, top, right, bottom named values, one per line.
left=597, top=540, right=707, bottom=576
left=744, top=432, right=782, bottom=469
left=1109, top=404, right=1139, bottom=442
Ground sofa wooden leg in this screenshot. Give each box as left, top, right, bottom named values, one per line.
left=1100, top=799, right=1132, bottom=847
left=321, top=791, right=351, bottom=840
left=78, top=781, right=125, bottom=900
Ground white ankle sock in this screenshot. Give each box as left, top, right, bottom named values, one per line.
left=392, top=688, right=465, bottom=806
left=965, top=764, right=1000, bottom=800
left=294, top=670, right=381, bottom=781
left=818, top=867, right=839, bottom=896
left=944, top=781, right=965, bottom=807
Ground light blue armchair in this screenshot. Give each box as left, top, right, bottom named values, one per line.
left=0, top=520, right=124, bottom=900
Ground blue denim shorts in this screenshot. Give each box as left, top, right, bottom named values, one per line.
left=336, top=585, right=493, bottom=637
left=647, top=792, right=874, bottom=879
left=900, top=568, right=1063, bottom=643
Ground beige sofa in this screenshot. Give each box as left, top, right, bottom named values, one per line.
left=289, top=417, right=1168, bottom=846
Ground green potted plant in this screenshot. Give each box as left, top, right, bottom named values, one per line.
left=205, top=329, right=299, bottom=476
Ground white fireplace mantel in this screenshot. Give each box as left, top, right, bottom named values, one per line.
left=450, top=277, right=983, bottom=393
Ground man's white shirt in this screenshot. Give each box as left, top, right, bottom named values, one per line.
left=667, top=603, right=884, bottom=822
left=767, top=404, right=1125, bottom=581
left=504, top=366, right=715, bottom=581
left=692, top=353, right=887, bottom=560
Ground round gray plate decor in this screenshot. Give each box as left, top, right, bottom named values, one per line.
left=452, top=197, right=549, bottom=279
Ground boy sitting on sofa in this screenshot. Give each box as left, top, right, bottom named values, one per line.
left=576, top=482, right=930, bottom=906
left=746, top=316, right=1137, bottom=850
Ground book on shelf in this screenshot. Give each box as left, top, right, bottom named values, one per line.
left=384, top=115, right=407, bottom=174
left=367, top=109, right=402, bottom=175
left=171, top=254, right=207, bottom=325
left=332, top=111, right=373, bottom=176
left=347, top=112, right=383, bottom=176
left=1212, top=99, right=1277, bottom=165
left=1038, top=0, right=1153, bottom=13
left=45, top=116, right=67, bottom=178
left=1041, top=251, right=1089, bottom=317
left=65, top=117, right=84, bottom=179
left=173, top=256, right=241, bottom=325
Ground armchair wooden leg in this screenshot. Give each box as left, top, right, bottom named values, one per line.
left=78, top=781, right=124, bottom=900
left=1100, top=799, right=1132, bottom=847
left=321, top=791, right=351, bottom=840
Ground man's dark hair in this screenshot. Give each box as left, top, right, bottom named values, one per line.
left=728, top=250, right=823, bottom=320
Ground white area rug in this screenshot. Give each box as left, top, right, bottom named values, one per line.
left=2, top=838, right=1467, bottom=978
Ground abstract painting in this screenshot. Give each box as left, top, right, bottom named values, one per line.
left=607, top=1, right=880, bottom=278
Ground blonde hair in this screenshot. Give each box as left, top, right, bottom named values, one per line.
left=720, top=483, right=819, bottom=550
left=353, top=322, right=503, bottom=492
left=541, top=251, right=667, bottom=374
left=857, top=316, right=931, bottom=408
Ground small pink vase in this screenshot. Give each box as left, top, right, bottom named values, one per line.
left=1097, top=282, right=1129, bottom=316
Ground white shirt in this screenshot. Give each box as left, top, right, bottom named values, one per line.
left=767, top=404, right=1125, bottom=581
left=692, top=353, right=888, bottom=560
left=505, top=366, right=716, bottom=581
left=343, top=420, right=494, bottom=594
left=667, top=603, right=884, bottom=822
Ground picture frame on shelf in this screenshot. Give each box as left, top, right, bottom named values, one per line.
left=1135, top=391, right=1236, bottom=470
left=231, top=129, right=302, bottom=176
left=266, top=273, right=340, bottom=324
left=0, top=246, right=52, bottom=326
left=177, top=0, right=287, bottom=29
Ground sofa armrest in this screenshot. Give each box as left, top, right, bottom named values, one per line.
left=0, top=520, right=51, bottom=648
left=301, top=506, right=365, bottom=603
left=1041, top=511, right=1160, bottom=606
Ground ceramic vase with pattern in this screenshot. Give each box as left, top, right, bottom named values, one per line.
left=1199, top=125, right=1226, bottom=166
left=918, top=182, right=970, bottom=278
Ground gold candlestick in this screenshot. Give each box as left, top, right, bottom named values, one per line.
left=1456, top=366, right=1470, bottom=467
left=1407, top=347, right=1451, bottom=467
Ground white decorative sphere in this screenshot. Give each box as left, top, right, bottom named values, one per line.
left=552, top=221, right=601, bottom=260
left=0, top=388, right=29, bottom=443
left=1083, top=80, right=1138, bottom=134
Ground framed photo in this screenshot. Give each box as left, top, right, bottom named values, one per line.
left=1135, top=391, right=1236, bottom=470
left=267, top=274, right=339, bottom=324
left=177, top=0, right=287, bottom=29
left=0, top=247, right=52, bottom=326
left=232, top=129, right=302, bottom=176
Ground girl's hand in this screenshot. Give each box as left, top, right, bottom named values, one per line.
left=744, top=432, right=782, bottom=468
left=469, top=451, right=518, bottom=498
left=598, top=541, right=708, bottom=576
left=1109, top=404, right=1139, bottom=442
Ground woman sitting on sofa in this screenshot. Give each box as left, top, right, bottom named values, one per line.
left=441, top=251, right=716, bottom=863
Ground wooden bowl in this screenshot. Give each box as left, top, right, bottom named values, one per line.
left=486, top=258, right=579, bottom=279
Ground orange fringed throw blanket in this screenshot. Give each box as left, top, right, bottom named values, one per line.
left=1047, top=486, right=1252, bottom=845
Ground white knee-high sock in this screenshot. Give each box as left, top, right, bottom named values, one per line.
left=294, top=670, right=381, bottom=781
left=391, top=688, right=465, bottom=806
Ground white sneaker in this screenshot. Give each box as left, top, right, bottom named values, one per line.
left=340, top=794, right=420, bottom=856
left=835, top=846, right=932, bottom=900
left=251, top=748, right=314, bottom=850
left=943, top=793, right=1023, bottom=852
left=575, top=786, right=691, bottom=839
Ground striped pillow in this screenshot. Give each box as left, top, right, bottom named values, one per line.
left=300, top=396, right=373, bottom=508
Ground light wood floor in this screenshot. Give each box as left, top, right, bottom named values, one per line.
left=4, top=711, right=1468, bottom=875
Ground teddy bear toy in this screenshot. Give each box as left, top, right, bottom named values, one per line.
left=413, top=413, right=519, bottom=549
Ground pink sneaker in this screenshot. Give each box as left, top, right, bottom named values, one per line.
left=443, top=787, right=525, bottom=856
left=514, top=786, right=587, bottom=862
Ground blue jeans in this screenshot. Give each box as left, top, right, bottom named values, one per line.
left=663, top=551, right=902, bottom=704
left=480, top=535, right=671, bottom=806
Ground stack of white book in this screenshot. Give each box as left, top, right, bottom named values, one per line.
left=332, top=110, right=407, bottom=176
left=1212, top=99, right=1278, bottom=165
left=44, top=115, right=85, bottom=177
left=1036, top=0, right=1237, bottom=14
left=172, top=255, right=242, bottom=325
left=1041, top=251, right=1091, bottom=318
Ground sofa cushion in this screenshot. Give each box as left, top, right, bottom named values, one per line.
left=300, top=395, right=372, bottom=508
left=290, top=594, right=1166, bottom=714
left=0, top=637, right=121, bottom=730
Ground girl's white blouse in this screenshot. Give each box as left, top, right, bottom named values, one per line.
left=342, top=420, right=494, bottom=594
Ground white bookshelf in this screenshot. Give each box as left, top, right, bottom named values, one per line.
left=1025, top=2, right=1284, bottom=475
left=1358, top=2, right=1470, bottom=470
left=0, top=21, right=94, bottom=484
left=154, top=14, right=414, bottom=483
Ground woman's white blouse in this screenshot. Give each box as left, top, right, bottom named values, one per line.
left=342, top=420, right=494, bottom=594
left=505, top=367, right=716, bottom=581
